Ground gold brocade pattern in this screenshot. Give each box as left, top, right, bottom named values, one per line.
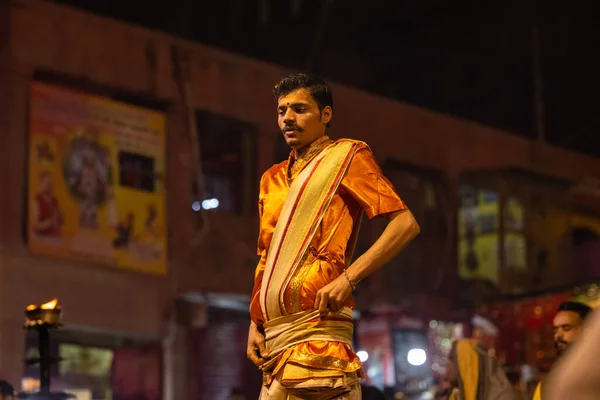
left=251, top=138, right=409, bottom=381
left=288, top=135, right=333, bottom=180
left=281, top=362, right=345, bottom=381
left=269, top=342, right=363, bottom=384
left=288, top=253, right=315, bottom=314
left=286, top=351, right=363, bottom=372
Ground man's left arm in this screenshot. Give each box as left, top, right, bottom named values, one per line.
left=347, top=209, right=419, bottom=283
left=316, top=209, right=419, bottom=313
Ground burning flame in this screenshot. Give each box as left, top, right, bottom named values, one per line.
left=41, top=298, right=59, bottom=309
left=26, top=298, right=59, bottom=311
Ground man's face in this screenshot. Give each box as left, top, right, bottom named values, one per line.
left=553, top=310, right=583, bottom=356
left=277, top=88, right=332, bottom=151
left=473, top=326, right=496, bottom=350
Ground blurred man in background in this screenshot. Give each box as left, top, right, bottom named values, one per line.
left=471, top=314, right=498, bottom=356
left=546, top=307, right=599, bottom=400
left=441, top=339, right=517, bottom=400
left=533, top=301, right=592, bottom=400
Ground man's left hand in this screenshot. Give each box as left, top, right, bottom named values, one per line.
left=315, top=274, right=353, bottom=314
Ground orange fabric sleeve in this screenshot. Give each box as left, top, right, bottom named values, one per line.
left=341, top=145, right=407, bottom=219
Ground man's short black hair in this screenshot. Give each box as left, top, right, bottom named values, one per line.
left=0, top=380, right=14, bottom=396
left=558, top=301, right=592, bottom=321
left=273, top=73, right=333, bottom=111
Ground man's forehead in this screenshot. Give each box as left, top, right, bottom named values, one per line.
left=554, top=310, right=581, bottom=325
left=277, top=89, right=314, bottom=107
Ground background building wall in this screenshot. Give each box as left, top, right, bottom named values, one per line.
left=2, top=0, right=600, bottom=394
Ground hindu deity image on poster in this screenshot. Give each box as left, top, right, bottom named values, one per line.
left=27, top=82, right=167, bottom=276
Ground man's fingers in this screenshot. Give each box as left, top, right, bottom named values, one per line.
left=257, top=338, right=268, bottom=358
left=318, top=292, right=329, bottom=314
left=247, top=349, right=257, bottom=363
left=247, top=347, right=265, bottom=367
left=315, top=292, right=321, bottom=310
left=328, top=294, right=336, bottom=311
left=330, top=299, right=339, bottom=312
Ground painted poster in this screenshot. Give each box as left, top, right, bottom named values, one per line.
left=27, top=82, right=167, bottom=275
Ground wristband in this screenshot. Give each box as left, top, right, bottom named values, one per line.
left=344, top=269, right=356, bottom=292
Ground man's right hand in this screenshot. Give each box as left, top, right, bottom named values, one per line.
left=247, top=321, right=268, bottom=367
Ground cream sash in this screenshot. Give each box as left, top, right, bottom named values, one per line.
left=259, top=141, right=358, bottom=321
left=260, top=307, right=354, bottom=372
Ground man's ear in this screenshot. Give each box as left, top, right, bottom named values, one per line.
left=321, top=106, right=332, bottom=126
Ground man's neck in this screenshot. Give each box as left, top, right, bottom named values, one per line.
left=293, top=135, right=329, bottom=159
left=293, top=147, right=307, bottom=160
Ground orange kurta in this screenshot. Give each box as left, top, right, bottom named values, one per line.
left=250, top=136, right=407, bottom=377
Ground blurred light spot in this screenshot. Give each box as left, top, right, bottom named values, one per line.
left=407, top=349, right=426, bottom=366
left=202, top=198, right=220, bottom=210
left=356, top=350, right=369, bottom=362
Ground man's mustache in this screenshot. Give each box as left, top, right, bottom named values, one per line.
left=282, top=125, right=303, bottom=133
left=554, top=339, right=568, bottom=349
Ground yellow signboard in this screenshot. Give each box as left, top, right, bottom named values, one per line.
left=27, top=82, right=167, bottom=275
left=458, top=188, right=500, bottom=285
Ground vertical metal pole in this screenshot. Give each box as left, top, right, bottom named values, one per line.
left=305, top=0, right=335, bottom=72
left=291, top=0, right=302, bottom=16
left=38, top=325, right=51, bottom=394
left=531, top=21, right=545, bottom=143
left=259, top=0, right=270, bottom=25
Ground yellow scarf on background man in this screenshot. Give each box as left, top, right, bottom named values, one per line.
left=455, top=340, right=481, bottom=400
left=532, top=382, right=542, bottom=400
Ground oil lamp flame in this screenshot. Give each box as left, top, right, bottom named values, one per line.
left=40, top=298, right=59, bottom=310
left=25, top=298, right=59, bottom=311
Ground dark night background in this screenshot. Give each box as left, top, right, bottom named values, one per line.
left=52, top=0, right=599, bottom=156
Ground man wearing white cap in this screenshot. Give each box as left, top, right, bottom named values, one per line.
left=471, top=314, right=499, bottom=356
